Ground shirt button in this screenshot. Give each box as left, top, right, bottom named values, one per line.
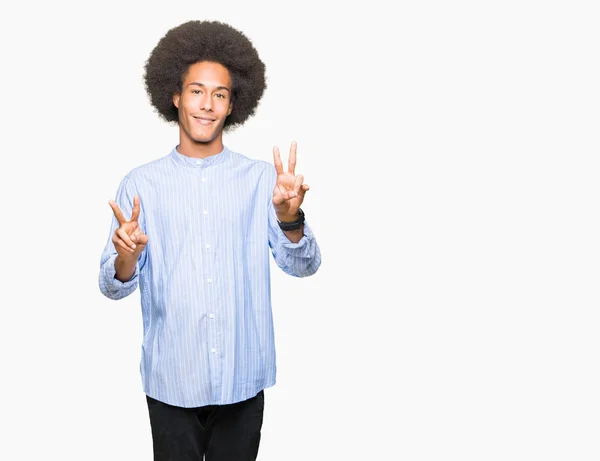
left=211, top=348, right=216, bottom=354
left=207, top=278, right=213, bottom=284
left=209, top=313, right=214, bottom=319
left=201, top=177, right=207, bottom=182
left=196, top=160, right=201, bottom=165
left=203, top=210, right=208, bottom=215
left=205, top=244, right=211, bottom=249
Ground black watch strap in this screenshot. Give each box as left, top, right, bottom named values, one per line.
left=278, top=208, right=305, bottom=231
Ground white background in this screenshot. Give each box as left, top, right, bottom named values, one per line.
left=1, top=0, right=599, bottom=459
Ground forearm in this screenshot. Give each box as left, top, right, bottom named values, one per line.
left=274, top=222, right=321, bottom=277
left=269, top=197, right=320, bottom=277
left=99, top=174, right=146, bottom=300
left=114, top=254, right=138, bottom=282
left=277, top=209, right=305, bottom=244
left=99, top=254, right=140, bottom=300
left=283, top=224, right=304, bottom=244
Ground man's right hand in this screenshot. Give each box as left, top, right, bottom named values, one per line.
left=109, top=195, right=148, bottom=260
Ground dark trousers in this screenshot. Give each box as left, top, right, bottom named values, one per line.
left=146, top=391, right=264, bottom=461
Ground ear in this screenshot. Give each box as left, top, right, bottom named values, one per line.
left=227, top=102, right=233, bottom=116
left=173, top=93, right=180, bottom=109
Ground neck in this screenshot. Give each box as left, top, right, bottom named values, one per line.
left=177, top=133, right=224, bottom=159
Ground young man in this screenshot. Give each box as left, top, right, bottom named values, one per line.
left=98, top=20, right=321, bottom=461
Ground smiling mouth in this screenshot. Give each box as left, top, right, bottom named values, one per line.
left=193, top=116, right=215, bottom=126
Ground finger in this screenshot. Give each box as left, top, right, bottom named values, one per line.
left=273, top=146, right=284, bottom=175
left=132, top=228, right=149, bottom=246
left=293, top=174, right=304, bottom=194
left=272, top=191, right=297, bottom=206
left=109, top=200, right=127, bottom=225
left=117, top=228, right=136, bottom=250
left=112, top=235, right=134, bottom=253
left=136, top=233, right=149, bottom=246
left=273, top=190, right=298, bottom=206
left=272, top=192, right=287, bottom=207
left=130, top=233, right=148, bottom=247
left=130, top=195, right=141, bottom=222
left=298, top=184, right=309, bottom=199
left=288, top=141, right=297, bottom=174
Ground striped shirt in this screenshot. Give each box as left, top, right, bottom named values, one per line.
left=98, top=145, right=321, bottom=408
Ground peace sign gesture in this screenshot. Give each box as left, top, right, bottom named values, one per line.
left=108, top=195, right=148, bottom=259
left=272, top=141, right=310, bottom=221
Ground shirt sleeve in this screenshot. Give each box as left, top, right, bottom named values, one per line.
left=98, top=175, right=146, bottom=300
left=267, top=171, right=321, bottom=277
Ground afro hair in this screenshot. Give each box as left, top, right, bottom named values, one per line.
left=143, top=20, right=267, bottom=131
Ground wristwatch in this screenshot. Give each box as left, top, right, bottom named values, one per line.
left=277, top=208, right=305, bottom=231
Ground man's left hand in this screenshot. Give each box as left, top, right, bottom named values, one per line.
left=272, top=141, right=310, bottom=222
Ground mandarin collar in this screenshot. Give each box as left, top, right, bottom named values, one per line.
left=170, top=145, right=230, bottom=168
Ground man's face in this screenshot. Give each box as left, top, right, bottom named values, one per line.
left=173, top=61, right=233, bottom=144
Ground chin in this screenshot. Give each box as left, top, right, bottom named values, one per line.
left=192, top=136, right=216, bottom=144
left=190, top=131, right=217, bottom=143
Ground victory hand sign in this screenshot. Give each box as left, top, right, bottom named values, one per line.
left=108, top=195, right=148, bottom=282
left=272, top=141, right=310, bottom=222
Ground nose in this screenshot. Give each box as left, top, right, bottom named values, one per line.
left=200, top=94, right=213, bottom=111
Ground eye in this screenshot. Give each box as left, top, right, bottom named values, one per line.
left=191, top=89, right=202, bottom=95
left=215, top=93, right=225, bottom=99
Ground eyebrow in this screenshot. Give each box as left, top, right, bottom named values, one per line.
left=187, top=82, right=231, bottom=93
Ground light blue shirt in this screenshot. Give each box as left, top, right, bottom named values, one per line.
left=99, top=146, right=321, bottom=408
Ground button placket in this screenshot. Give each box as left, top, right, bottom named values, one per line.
left=200, top=167, right=220, bottom=375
